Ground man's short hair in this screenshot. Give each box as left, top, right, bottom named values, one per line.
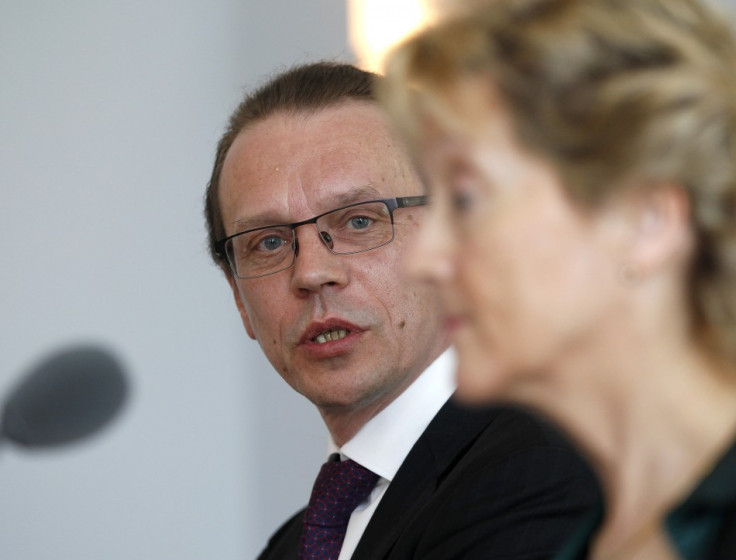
left=204, top=62, right=379, bottom=268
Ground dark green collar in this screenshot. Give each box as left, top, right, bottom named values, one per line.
left=554, top=438, right=736, bottom=560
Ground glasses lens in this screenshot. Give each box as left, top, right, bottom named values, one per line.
left=316, top=201, right=394, bottom=254
left=226, top=226, right=294, bottom=279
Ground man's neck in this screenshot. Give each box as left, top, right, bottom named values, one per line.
left=319, top=343, right=452, bottom=447
left=319, top=372, right=422, bottom=447
left=321, top=399, right=390, bottom=448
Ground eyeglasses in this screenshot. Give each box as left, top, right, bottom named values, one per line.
left=216, top=196, right=428, bottom=279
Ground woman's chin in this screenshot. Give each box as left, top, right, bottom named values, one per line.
left=453, top=357, right=516, bottom=405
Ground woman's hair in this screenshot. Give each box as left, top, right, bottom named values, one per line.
left=380, top=0, right=736, bottom=365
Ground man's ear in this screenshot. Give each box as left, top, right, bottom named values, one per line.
left=225, top=271, right=257, bottom=340
left=626, top=182, right=693, bottom=275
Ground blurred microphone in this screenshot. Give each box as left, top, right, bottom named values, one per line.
left=1, top=345, right=128, bottom=449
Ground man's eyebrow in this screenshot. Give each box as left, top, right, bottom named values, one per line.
left=331, top=185, right=383, bottom=207
left=232, top=214, right=284, bottom=232
left=231, top=185, right=385, bottom=232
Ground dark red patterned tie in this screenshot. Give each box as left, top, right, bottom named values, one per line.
left=300, top=455, right=379, bottom=560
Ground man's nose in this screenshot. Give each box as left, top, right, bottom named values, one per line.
left=289, top=225, right=348, bottom=294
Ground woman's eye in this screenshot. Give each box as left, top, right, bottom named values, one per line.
left=451, top=191, right=474, bottom=212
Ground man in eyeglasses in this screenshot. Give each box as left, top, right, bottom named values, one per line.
left=204, top=62, right=598, bottom=560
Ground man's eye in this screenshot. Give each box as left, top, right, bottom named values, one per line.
left=258, top=235, right=288, bottom=252
left=348, top=216, right=373, bottom=229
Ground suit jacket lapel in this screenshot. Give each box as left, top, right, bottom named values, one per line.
left=352, top=399, right=501, bottom=559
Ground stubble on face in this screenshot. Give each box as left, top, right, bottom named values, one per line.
left=219, top=101, right=448, bottom=437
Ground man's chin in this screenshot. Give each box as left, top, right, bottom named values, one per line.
left=303, top=381, right=386, bottom=413
left=307, top=390, right=369, bottom=411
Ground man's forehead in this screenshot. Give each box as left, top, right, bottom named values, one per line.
left=219, top=101, right=420, bottom=237
left=231, top=184, right=385, bottom=231
left=223, top=107, right=396, bottom=183
left=245, top=101, right=391, bottom=142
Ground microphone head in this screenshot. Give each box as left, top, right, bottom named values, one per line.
left=1, top=345, right=129, bottom=448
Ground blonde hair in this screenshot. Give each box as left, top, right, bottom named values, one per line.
left=381, top=0, right=736, bottom=365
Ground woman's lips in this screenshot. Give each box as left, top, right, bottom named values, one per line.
left=444, top=315, right=467, bottom=335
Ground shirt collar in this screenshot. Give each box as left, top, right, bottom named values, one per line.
left=328, top=348, right=456, bottom=481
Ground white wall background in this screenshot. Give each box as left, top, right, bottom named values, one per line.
left=3, top=1, right=736, bottom=559
left=0, top=1, right=349, bottom=558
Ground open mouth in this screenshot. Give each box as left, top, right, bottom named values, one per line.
left=312, top=329, right=350, bottom=344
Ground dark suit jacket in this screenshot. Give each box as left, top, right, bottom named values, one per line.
left=258, top=401, right=600, bottom=559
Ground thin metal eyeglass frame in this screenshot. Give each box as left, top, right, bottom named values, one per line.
left=215, top=195, right=428, bottom=279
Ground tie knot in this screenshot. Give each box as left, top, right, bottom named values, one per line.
left=304, top=457, right=379, bottom=528
left=300, top=456, right=379, bottom=559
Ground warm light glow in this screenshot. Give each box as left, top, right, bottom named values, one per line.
left=348, top=0, right=435, bottom=73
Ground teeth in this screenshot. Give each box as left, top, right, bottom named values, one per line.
left=314, top=329, right=349, bottom=344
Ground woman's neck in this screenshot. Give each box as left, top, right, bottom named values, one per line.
left=521, top=315, right=736, bottom=557
left=552, top=339, right=736, bottom=556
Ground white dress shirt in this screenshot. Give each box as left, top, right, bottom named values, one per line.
left=328, top=349, right=456, bottom=560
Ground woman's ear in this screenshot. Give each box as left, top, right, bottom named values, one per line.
left=626, top=183, right=693, bottom=277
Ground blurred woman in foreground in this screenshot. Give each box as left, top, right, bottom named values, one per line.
left=381, top=0, right=736, bottom=557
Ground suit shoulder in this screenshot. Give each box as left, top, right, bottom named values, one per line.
left=476, top=405, right=580, bottom=454
left=440, top=403, right=595, bottom=485
left=256, top=507, right=305, bottom=560
left=384, top=404, right=601, bottom=558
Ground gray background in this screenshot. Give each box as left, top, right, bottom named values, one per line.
left=1, top=0, right=734, bottom=559
left=1, top=1, right=347, bottom=558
